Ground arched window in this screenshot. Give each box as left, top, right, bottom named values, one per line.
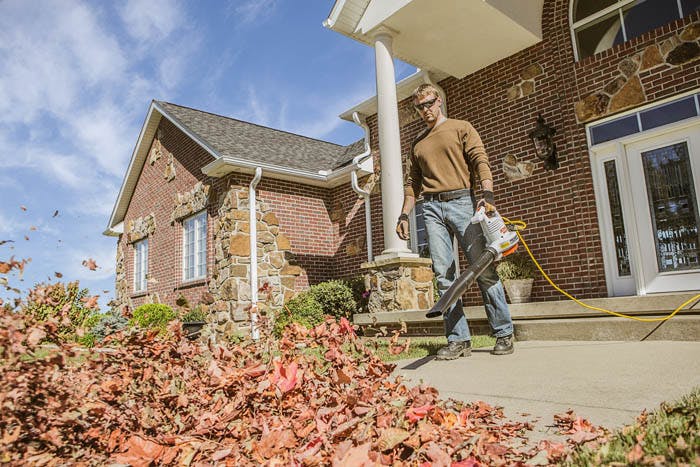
left=571, top=0, right=700, bottom=61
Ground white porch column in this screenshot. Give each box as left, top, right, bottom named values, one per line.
left=373, top=26, right=413, bottom=259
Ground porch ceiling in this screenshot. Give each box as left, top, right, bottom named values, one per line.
left=325, top=0, right=544, bottom=79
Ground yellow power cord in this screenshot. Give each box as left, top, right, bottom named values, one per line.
left=502, top=217, right=700, bottom=323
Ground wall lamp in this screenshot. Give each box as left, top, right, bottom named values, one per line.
left=528, top=113, right=559, bottom=171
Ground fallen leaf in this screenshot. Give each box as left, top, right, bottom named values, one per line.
left=406, top=404, right=434, bottom=423
left=82, top=296, right=99, bottom=309
left=626, top=443, right=644, bottom=463
left=212, top=448, right=232, bottom=461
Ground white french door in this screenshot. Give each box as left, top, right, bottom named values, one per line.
left=625, top=125, right=700, bottom=293
left=591, top=120, right=700, bottom=296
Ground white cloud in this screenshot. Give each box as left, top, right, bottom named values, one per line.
left=68, top=101, right=134, bottom=177
left=118, top=0, right=183, bottom=42
left=230, top=0, right=279, bottom=24
left=0, top=0, right=127, bottom=123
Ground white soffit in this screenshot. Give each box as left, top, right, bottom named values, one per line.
left=326, top=0, right=543, bottom=79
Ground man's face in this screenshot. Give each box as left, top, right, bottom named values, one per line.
left=413, top=94, right=441, bottom=125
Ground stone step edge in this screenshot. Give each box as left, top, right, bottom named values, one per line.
left=353, top=292, right=700, bottom=325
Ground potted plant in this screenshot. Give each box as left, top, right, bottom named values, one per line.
left=496, top=253, right=537, bottom=304
left=181, top=307, right=208, bottom=339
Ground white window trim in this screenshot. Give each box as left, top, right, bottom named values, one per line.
left=570, top=0, right=686, bottom=61
left=182, top=211, right=207, bottom=282
left=133, top=238, right=148, bottom=293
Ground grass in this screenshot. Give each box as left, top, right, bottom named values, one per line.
left=565, top=387, right=700, bottom=466
left=364, top=335, right=496, bottom=362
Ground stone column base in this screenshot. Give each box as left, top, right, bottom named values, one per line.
left=361, top=256, right=435, bottom=313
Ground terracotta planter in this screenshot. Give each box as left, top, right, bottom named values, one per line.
left=182, top=321, right=206, bottom=340
left=503, top=279, right=534, bottom=304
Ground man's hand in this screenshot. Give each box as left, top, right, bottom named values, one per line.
left=396, top=213, right=410, bottom=240
left=476, top=190, right=496, bottom=214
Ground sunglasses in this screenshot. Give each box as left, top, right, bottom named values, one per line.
left=413, top=97, right=438, bottom=111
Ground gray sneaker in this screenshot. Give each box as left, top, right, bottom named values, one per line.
left=491, top=335, right=514, bottom=355
left=436, top=341, right=471, bottom=360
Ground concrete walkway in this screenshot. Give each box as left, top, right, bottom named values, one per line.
left=393, top=340, right=700, bottom=442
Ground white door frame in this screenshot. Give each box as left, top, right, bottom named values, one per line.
left=589, top=116, right=700, bottom=296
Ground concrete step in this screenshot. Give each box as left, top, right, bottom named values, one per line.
left=513, top=315, right=700, bottom=341
left=354, top=291, right=700, bottom=341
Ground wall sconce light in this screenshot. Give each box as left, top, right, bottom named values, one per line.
left=528, top=113, right=559, bottom=171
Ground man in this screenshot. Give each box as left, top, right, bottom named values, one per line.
left=396, top=83, right=514, bottom=360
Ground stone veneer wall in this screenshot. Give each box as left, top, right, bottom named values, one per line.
left=206, top=184, right=303, bottom=333
left=575, top=22, right=700, bottom=123
left=362, top=257, right=435, bottom=313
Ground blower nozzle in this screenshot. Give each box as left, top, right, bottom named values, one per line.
left=424, top=206, right=518, bottom=319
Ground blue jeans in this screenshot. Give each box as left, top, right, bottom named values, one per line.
left=422, top=195, right=513, bottom=342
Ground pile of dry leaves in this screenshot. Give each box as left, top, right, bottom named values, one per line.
left=0, top=304, right=604, bottom=466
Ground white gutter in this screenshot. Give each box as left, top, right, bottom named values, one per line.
left=322, top=0, right=347, bottom=28
left=350, top=112, right=373, bottom=262
left=249, top=167, right=262, bottom=340
left=201, top=155, right=371, bottom=188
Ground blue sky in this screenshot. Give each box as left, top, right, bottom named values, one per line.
left=0, top=0, right=416, bottom=308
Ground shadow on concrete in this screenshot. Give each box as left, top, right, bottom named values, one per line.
left=400, top=355, right=436, bottom=370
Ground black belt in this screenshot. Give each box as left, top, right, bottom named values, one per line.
left=422, top=188, right=470, bottom=202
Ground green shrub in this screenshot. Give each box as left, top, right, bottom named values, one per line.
left=22, top=281, right=101, bottom=343
left=496, top=253, right=537, bottom=280
left=274, top=292, right=324, bottom=336
left=309, top=280, right=356, bottom=319
left=181, top=307, right=207, bottom=322
left=90, top=313, right=129, bottom=341
left=77, top=332, right=97, bottom=348
left=130, top=303, right=176, bottom=332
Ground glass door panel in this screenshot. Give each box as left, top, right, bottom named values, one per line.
left=626, top=124, right=700, bottom=293
left=641, top=143, right=700, bottom=273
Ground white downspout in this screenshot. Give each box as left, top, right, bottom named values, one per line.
left=351, top=111, right=373, bottom=262
left=249, top=167, right=262, bottom=340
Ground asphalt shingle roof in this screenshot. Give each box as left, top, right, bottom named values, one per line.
left=157, top=101, right=365, bottom=172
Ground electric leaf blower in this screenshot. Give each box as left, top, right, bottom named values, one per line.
left=425, top=205, right=519, bottom=318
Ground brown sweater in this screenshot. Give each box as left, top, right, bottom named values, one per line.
left=404, top=119, right=492, bottom=199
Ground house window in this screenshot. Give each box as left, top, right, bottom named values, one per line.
left=183, top=211, right=207, bottom=281
left=134, top=239, right=148, bottom=292
left=572, top=0, right=699, bottom=60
